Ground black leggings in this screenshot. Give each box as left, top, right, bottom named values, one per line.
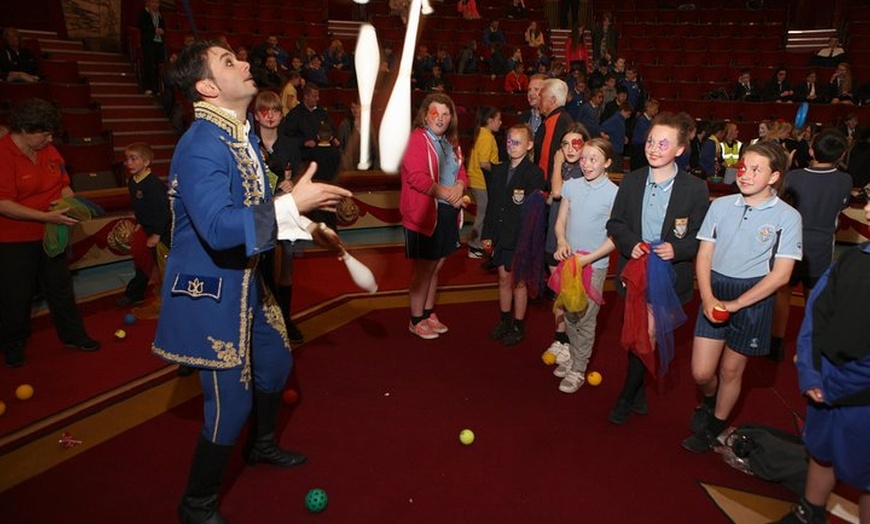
left=618, top=352, right=646, bottom=401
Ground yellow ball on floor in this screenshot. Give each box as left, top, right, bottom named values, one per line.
left=114, top=329, right=127, bottom=340
left=459, top=429, right=475, bottom=445
left=15, top=384, right=34, bottom=400
left=542, top=352, right=556, bottom=365
left=586, top=371, right=603, bottom=386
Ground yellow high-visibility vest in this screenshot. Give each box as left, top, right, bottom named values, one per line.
left=721, top=140, right=742, bottom=167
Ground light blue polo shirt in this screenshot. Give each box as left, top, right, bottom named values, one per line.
left=641, top=165, right=678, bottom=242
left=425, top=127, right=459, bottom=204
left=561, top=175, right=619, bottom=269
left=697, top=193, right=803, bottom=279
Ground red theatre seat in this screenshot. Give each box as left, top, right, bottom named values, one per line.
left=0, top=82, right=51, bottom=107
left=39, top=60, right=81, bottom=83
left=49, top=82, right=93, bottom=109
left=56, top=137, right=115, bottom=175
left=61, top=108, right=104, bottom=141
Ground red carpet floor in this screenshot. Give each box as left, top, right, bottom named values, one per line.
left=0, top=296, right=825, bottom=523
left=0, top=245, right=494, bottom=441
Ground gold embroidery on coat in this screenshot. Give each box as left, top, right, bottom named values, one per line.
left=219, top=137, right=264, bottom=206
left=152, top=345, right=242, bottom=369
left=193, top=101, right=246, bottom=140
left=261, top=280, right=292, bottom=351
left=238, top=266, right=252, bottom=387
left=206, top=336, right=243, bottom=366
left=187, top=277, right=205, bottom=296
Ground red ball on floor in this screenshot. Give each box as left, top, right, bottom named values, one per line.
left=282, top=389, right=299, bottom=405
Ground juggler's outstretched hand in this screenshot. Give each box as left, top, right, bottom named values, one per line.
left=290, top=162, right=353, bottom=214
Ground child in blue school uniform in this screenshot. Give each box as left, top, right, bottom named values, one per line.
left=682, top=141, right=803, bottom=453
left=605, top=111, right=710, bottom=425
left=773, top=200, right=870, bottom=524
left=552, top=137, right=618, bottom=393
left=483, top=124, right=546, bottom=346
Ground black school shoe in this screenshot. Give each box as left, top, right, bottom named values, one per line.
left=65, top=337, right=101, bottom=352
left=632, top=388, right=648, bottom=415
left=690, top=402, right=714, bottom=433
left=4, top=346, right=25, bottom=368
left=501, top=323, right=524, bottom=346
left=772, top=497, right=827, bottom=524
left=608, top=399, right=632, bottom=425
left=681, top=428, right=718, bottom=453
left=115, top=296, right=145, bottom=307
left=490, top=318, right=512, bottom=340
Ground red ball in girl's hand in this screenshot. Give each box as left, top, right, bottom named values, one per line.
left=712, top=305, right=730, bottom=322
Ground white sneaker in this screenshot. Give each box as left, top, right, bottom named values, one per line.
left=559, top=371, right=585, bottom=393
left=544, top=340, right=571, bottom=364
left=553, top=363, right=571, bottom=378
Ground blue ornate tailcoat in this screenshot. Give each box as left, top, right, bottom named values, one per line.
left=152, top=102, right=290, bottom=381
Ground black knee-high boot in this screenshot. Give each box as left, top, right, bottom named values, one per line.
left=619, top=352, right=647, bottom=401
left=279, top=285, right=304, bottom=344
left=608, top=352, right=646, bottom=425
left=178, top=436, right=233, bottom=524
left=244, top=390, right=307, bottom=468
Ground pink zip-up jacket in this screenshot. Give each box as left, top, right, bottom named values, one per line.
left=399, top=127, right=468, bottom=235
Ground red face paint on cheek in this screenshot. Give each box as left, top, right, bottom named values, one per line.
left=428, top=108, right=439, bottom=119
left=571, top=138, right=584, bottom=150
left=737, top=160, right=747, bottom=176
left=258, top=108, right=270, bottom=118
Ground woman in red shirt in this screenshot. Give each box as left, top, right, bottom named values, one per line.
left=0, top=99, right=100, bottom=367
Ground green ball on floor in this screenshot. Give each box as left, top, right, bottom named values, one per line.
left=305, top=488, right=328, bottom=513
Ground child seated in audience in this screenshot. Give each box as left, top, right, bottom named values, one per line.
left=525, top=21, right=545, bottom=48
left=305, top=54, right=328, bottom=88
left=504, top=61, right=529, bottom=93
left=305, top=124, right=342, bottom=231
left=118, top=142, right=170, bottom=308
left=457, top=0, right=480, bottom=20
left=506, top=0, right=526, bottom=19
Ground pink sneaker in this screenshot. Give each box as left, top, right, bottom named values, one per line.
left=409, top=321, right=439, bottom=339
left=424, top=313, right=449, bottom=334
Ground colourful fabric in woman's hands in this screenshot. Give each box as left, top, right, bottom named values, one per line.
left=43, top=197, right=93, bottom=257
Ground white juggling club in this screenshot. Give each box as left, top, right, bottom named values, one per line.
left=378, top=0, right=432, bottom=173
left=340, top=250, right=378, bottom=293
left=354, top=23, right=380, bottom=170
